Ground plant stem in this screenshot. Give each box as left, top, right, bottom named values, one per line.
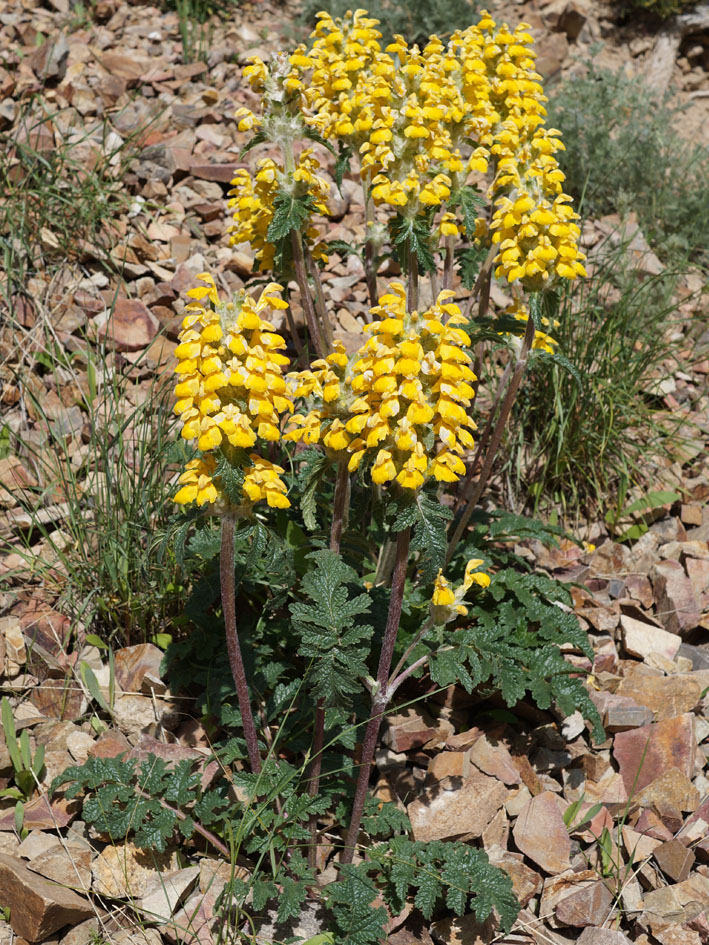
left=442, top=234, right=455, bottom=291
left=340, top=526, right=410, bottom=866
left=464, top=243, right=497, bottom=319
left=446, top=314, right=536, bottom=562
left=363, top=186, right=379, bottom=311
left=283, top=284, right=304, bottom=359
left=221, top=514, right=262, bottom=774
left=136, top=786, right=230, bottom=858
left=407, top=243, right=419, bottom=313
left=291, top=231, right=325, bottom=359
left=305, top=245, right=334, bottom=352
left=453, top=359, right=513, bottom=515
left=307, top=462, right=351, bottom=869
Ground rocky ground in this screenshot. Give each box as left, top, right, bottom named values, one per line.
left=0, top=0, right=708, bottom=943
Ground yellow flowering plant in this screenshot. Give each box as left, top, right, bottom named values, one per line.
left=166, top=9, right=603, bottom=940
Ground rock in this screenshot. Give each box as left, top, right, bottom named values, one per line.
left=60, top=918, right=102, bottom=945
left=189, top=163, right=239, bottom=183
left=113, top=643, right=164, bottom=693
left=0, top=853, right=92, bottom=941
left=0, top=795, right=76, bottom=831
left=98, top=298, right=160, bottom=352
left=430, top=914, right=497, bottom=944
left=621, top=615, right=681, bottom=663
left=577, top=930, right=631, bottom=945
left=651, top=560, right=701, bottom=636
left=31, top=677, right=87, bottom=721
left=128, top=734, right=202, bottom=768
left=138, top=865, right=199, bottom=922
left=91, top=843, right=178, bottom=898
left=427, top=752, right=467, bottom=781
left=643, top=872, right=709, bottom=924
left=468, top=735, right=521, bottom=785
left=512, top=791, right=571, bottom=874
left=613, top=713, right=696, bottom=794
left=254, top=901, right=331, bottom=945
left=383, top=708, right=441, bottom=752
left=111, top=693, right=180, bottom=737
left=166, top=889, right=219, bottom=945
left=66, top=731, right=95, bottom=764
left=487, top=851, right=541, bottom=908
left=554, top=880, right=614, bottom=927
left=535, top=31, right=569, bottom=76
left=617, top=674, right=702, bottom=721
left=636, top=768, right=700, bottom=814
left=653, top=839, right=696, bottom=883
left=408, top=771, right=506, bottom=843
left=17, top=831, right=59, bottom=861
left=88, top=729, right=131, bottom=759
left=539, top=869, right=598, bottom=929
left=595, top=692, right=654, bottom=732
left=29, top=34, right=69, bottom=82
left=98, top=53, right=151, bottom=84
left=27, top=841, right=92, bottom=890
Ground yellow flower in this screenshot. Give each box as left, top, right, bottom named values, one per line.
left=431, top=558, right=491, bottom=623
left=173, top=274, right=294, bottom=510
left=242, top=455, right=291, bottom=508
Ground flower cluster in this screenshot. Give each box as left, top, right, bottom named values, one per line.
left=503, top=301, right=559, bottom=355
left=285, top=342, right=354, bottom=456
left=431, top=558, right=491, bottom=623
left=173, top=273, right=293, bottom=509
left=477, top=17, right=587, bottom=288
left=228, top=149, right=330, bottom=270
left=288, top=283, right=478, bottom=492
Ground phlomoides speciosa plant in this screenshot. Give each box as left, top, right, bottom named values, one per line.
left=168, top=7, right=594, bottom=935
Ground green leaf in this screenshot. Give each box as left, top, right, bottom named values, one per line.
left=1, top=700, right=21, bottom=774
left=390, top=215, right=436, bottom=274
left=80, top=661, right=110, bottom=713
left=297, top=450, right=331, bottom=532
left=277, top=876, right=308, bottom=924
left=456, top=244, right=488, bottom=290
left=334, top=142, right=353, bottom=190
left=238, top=129, right=268, bottom=160
left=622, top=490, right=680, bottom=516
left=291, top=550, right=373, bottom=708
left=452, top=184, right=484, bottom=238
left=267, top=190, right=315, bottom=243
left=84, top=634, right=109, bottom=650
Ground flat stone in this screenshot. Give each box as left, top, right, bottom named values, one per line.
left=111, top=693, right=180, bottom=738
left=408, top=771, right=506, bottom=843
left=512, top=791, right=571, bottom=874
left=653, top=839, right=695, bottom=883
left=99, top=298, right=160, bottom=352
left=30, top=677, right=87, bottom=720
left=597, top=692, right=654, bottom=732
left=138, top=865, right=199, bottom=922
left=613, top=713, right=696, bottom=794
left=621, top=615, right=681, bottom=662
left=539, top=870, right=597, bottom=928
left=0, top=795, right=76, bottom=831
left=189, top=163, right=239, bottom=183
left=113, top=643, right=164, bottom=693
left=430, top=914, right=497, bottom=944
left=577, top=929, right=631, bottom=945
left=427, top=752, right=467, bottom=782
left=554, top=880, right=614, bottom=928
left=651, top=560, right=701, bottom=636
left=468, top=734, right=521, bottom=785
left=617, top=675, right=702, bottom=721
left=88, top=729, right=131, bottom=759
left=0, top=853, right=92, bottom=941
left=487, top=851, right=541, bottom=908
left=91, top=843, right=178, bottom=898
left=636, top=768, right=700, bottom=814
left=383, top=708, right=441, bottom=752
left=27, top=841, right=92, bottom=890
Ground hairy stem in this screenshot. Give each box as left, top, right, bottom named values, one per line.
left=307, top=463, right=351, bottom=869
left=283, top=284, right=304, bottom=359
left=446, top=315, right=536, bottom=562
left=291, top=231, right=325, bottom=359
left=363, top=186, right=379, bottom=311
left=407, top=245, right=419, bottom=313
left=442, top=234, right=455, bottom=291
left=341, top=527, right=410, bottom=866
left=221, top=514, right=262, bottom=774
left=305, top=246, right=334, bottom=352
